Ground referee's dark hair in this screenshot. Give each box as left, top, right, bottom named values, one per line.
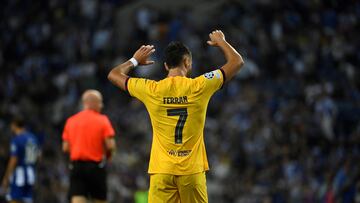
left=11, top=116, right=26, bottom=128
left=164, top=42, right=192, bottom=68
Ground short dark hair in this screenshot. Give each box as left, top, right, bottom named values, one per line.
left=164, top=41, right=191, bottom=68
left=11, top=116, right=25, bottom=128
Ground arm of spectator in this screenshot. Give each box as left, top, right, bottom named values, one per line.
left=108, top=45, right=156, bottom=91
left=1, top=156, right=17, bottom=189
left=105, top=137, right=116, bottom=161
left=207, top=30, right=244, bottom=83
left=62, top=141, right=69, bottom=153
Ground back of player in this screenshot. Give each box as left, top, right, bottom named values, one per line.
left=128, top=71, right=224, bottom=203
left=128, top=69, right=224, bottom=176
left=108, top=30, right=244, bottom=203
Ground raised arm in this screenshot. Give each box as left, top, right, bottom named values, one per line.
left=108, top=45, right=155, bottom=91
left=207, top=30, right=244, bottom=83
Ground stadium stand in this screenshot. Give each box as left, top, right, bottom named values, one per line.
left=0, top=0, right=359, bottom=202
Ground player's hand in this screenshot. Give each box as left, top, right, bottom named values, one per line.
left=133, top=45, right=156, bottom=66
left=207, top=30, right=226, bottom=46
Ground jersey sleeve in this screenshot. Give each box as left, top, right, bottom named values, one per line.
left=127, top=77, right=153, bottom=102
left=10, top=139, right=19, bottom=157
left=103, top=116, right=115, bottom=138
left=62, top=119, right=70, bottom=142
left=195, top=69, right=225, bottom=95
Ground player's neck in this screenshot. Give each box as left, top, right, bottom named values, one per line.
left=83, top=106, right=101, bottom=113
left=167, top=67, right=187, bottom=78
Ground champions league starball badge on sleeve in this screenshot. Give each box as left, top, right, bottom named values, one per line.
left=204, top=70, right=221, bottom=79
left=204, top=71, right=215, bottom=79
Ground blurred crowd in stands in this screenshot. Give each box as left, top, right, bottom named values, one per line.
left=0, top=0, right=359, bottom=202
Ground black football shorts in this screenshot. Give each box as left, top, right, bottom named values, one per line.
left=69, top=161, right=107, bottom=200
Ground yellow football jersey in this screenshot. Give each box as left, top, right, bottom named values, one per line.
left=127, top=69, right=224, bottom=175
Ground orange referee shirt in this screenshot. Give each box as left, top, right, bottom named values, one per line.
left=62, top=110, right=115, bottom=162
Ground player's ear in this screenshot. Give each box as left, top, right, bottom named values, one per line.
left=99, top=101, right=104, bottom=110
left=184, top=56, right=192, bottom=69
left=164, top=63, right=170, bottom=71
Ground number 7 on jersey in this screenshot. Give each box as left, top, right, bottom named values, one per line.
left=167, top=108, right=188, bottom=144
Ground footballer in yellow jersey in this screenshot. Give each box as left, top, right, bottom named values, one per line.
left=108, top=30, right=244, bottom=203
left=128, top=68, right=224, bottom=175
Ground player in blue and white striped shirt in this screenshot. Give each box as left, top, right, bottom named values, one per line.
left=1, top=117, right=39, bottom=203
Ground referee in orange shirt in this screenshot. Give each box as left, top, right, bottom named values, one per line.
left=62, top=89, right=115, bottom=203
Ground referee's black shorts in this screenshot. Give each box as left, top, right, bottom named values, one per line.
left=69, top=161, right=107, bottom=200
